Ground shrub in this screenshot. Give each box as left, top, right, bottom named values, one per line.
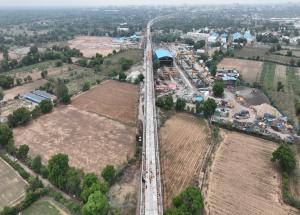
left=39, top=100, right=53, bottom=114
left=271, top=145, right=296, bottom=173
left=82, top=81, right=90, bottom=91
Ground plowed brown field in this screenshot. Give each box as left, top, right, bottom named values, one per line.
left=205, top=131, right=298, bottom=215
left=14, top=105, right=136, bottom=173
left=160, top=113, right=210, bottom=208
left=218, top=58, right=263, bottom=83
left=72, top=80, right=138, bottom=125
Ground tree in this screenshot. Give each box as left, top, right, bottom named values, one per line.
left=175, top=98, right=186, bottom=111
left=119, top=58, right=133, bottom=71
left=0, top=75, right=14, bottom=89
left=31, top=105, right=42, bottom=119
left=56, top=83, right=70, bottom=104
left=138, top=74, right=145, bottom=82
left=296, top=101, right=300, bottom=115
left=213, top=81, right=224, bottom=97
left=101, top=165, right=116, bottom=184
left=16, top=78, right=22, bottom=86
left=0, top=123, right=13, bottom=148
left=66, top=167, right=82, bottom=196
left=0, top=87, right=3, bottom=101
left=271, top=145, right=296, bottom=173
left=194, top=40, right=206, bottom=50
left=119, top=71, right=127, bottom=81
left=209, top=63, right=217, bottom=76
left=82, top=191, right=110, bottom=215
left=82, top=81, right=91, bottom=91
left=16, top=144, right=29, bottom=159
left=203, top=98, right=217, bottom=118
left=164, top=95, right=174, bottom=110
left=167, top=186, right=204, bottom=215
left=41, top=70, right=48, bottom=79
left=55, top=61, right=63, bottom=67
left=39, top=100, right=53, bottom=113
left=8, top=107, right=31, bottom=127
left=287, top=50, right=293, bottom=57
left=31, top=155, right=42, bottom=173
left=297, top=59, right=300, bottom=67
left=81, top=173, right=108, bottom=203
left=48, top=153, right=70, bottom=189
left=277, top=81, right=284, bottom=92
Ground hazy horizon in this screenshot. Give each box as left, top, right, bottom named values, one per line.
left=1, top=0, right=300, bottom=7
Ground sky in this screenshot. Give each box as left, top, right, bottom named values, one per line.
left=0, top=0, right=300, bottom=7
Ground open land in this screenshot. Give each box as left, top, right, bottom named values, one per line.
left=0, top=157, right=28, bottom=211
left=13, top=105, right=136, bottom=173
left=204, top=131, right=298, bottom=215
left=218, top=58, right=263, bottom=83
left=4, top=79, right=48, bottom=101
left=68, top=36, right=135, bottom=58
left=160, top=113, right=210, bottom=207
left=21, top=198, right=69, bottom=215
left=72, top=80, right=139, bottom=125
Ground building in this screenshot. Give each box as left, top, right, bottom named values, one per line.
left=154, top=49, right=174, bottom=67
left=232, top=32, right=243, bottom=41
left=220, top=33, right=228, bottom=43
left=208, top=32, right=219, bottom=43
left=243, top=30, right=253, bottom=43
left=23, top=90, right=56, bottom=104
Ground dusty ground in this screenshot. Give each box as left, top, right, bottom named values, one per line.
left=68, top=36, right=135, bottom=58
left=204, top=131, right=298, bottom=215
left=72, top=80, right=138, bottom=125
left=236, top=86, right=270, bottom=106
left=109, top=162, right=140, bottom=215
left=160, top=113, right=210, bottom=208
left=218, top=58, right=263, bottom=83
left=0, top=157, right=28, bottom=211
left=0, top=99, right=35, bottom=117
left=8, top=47, right=30, bottom=60
left=13, top=105, right=136, bottom=173
left=4, top=79, right=48, bottom=101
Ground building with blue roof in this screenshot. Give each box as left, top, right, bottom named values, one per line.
left=23, top=92, right=47, bottom=104
left=244, top=30, right=253, bottom=43
left=154, top=49, right=174, bottom=67
left=232, top=32, right=243, bottom=41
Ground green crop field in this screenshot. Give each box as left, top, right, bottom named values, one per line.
left=22, top=199, right=67, bottom=215
left=258, top=62, right=300, bottom=124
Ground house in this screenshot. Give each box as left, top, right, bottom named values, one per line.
left=208, top=32, right=219, bottom=43
left=220, top=33, right=228, bottom=43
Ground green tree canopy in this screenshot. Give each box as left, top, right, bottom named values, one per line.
left=16, top=144, right=29, bottom=159
left=213, top=80, right=224, bottom=97
left=8, top=107, right=31, bottom=127
left=48, top=153, right=70, bottom=189
left=101, top=165, right=116, bottom=184
left=82, top=191, right=110, bottom=215
left=31, top=155, right=42, bottom=174
left=82, top=81, right=91, bottom=91
left=39, top=100, right=53, bottom=114
left=66, top=167, right=82, bottom=196
left=271, top=145, right=296, bottom=173
left=119, top=71, right=127, bottom=81
left=166, top=186, right=204, bottom=215
left=203, top=98, right=217, bottom=118
left=0, top=123, right=13, bottom=148
left=175, top=98, right=186, bottom=111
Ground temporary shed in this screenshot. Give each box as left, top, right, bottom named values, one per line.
left=154, top=49, right=174, bottom=67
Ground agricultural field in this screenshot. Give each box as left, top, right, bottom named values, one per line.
left=204, top=131, right=298, bottom=215
left=234, top=46, right=300, bottom=65
left=0, top=157, right=28, bottom=211
left=160, top=113, right=211, bottom=207
left=218, top=58, right=263, bottom=83
left=68, top=36, right=137, bottom=58
left=21, top=198, right=69, bottom=215
left=13, top=105, right=136, bottom=173
left=72, top=80, right=139, bottom=125
left=260, top=63, right=300, bottom=123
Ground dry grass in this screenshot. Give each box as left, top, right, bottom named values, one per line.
left=0, top=157, right=28, bottom=211
left=218, top=58, right=263, bottom=83
left=204, top=131, right=298, bottom=215
left=160, top=113, right=210, bottom=208
left=72, top=80, right=139, bottom=126
left=13, top=105, right=136, bottom=173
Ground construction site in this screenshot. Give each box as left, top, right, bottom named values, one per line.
left=153, top=42, right=298, bottom=144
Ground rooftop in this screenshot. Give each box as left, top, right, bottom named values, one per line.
left=154, top=49, right=173, bottom=59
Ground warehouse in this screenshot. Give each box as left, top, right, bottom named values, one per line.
left=22, top=90, right=56, bottom=104
left=154, top=48, right=174, bottom=67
